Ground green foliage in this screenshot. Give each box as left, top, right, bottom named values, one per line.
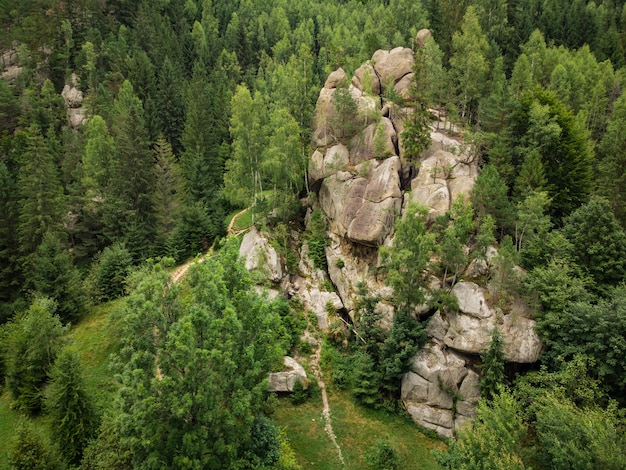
left=304, top=209, right=328, bottom=270
left=535, top=287, right=626, bottom=399
left=2, top=297, right=67, bottom=414
left=365, top=439, right=399, bottom=470
left=17, top=125, right=64, bottom=263
left=8, top=421, right=60, bottom=470
left=510, top=89, right=594, bottom=221
left=352, top=350, right=383, bottom=408
left=30, top=231, right=87, bottom=324
left=290, top=379, right=311, bottom=405
left=380, top=202, right=435, bottom=311
left=46, top=349, right=97, bottom=466
left=479, top=329, right=506, bottom=401
left=110, top=240, right=285, bottom=468
left=471, top=165, right=513, bottom=237
left=561, top=196, right=626, bottom=291
left=435, top=389, right=527, bottom=469
left=329, top=83, right=359, bottom=141
left=88, top=243, right=133, bottom=303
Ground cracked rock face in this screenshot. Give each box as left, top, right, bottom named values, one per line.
left=268, top=356, right=308, bottom=392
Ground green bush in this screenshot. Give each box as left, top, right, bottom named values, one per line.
left=365, top=439, right=399, bottom=470
left=305, top=210, right=328, bottom=270
left=88, top=243, right=133, bottom=303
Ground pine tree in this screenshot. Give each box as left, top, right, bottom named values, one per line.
left=401, top=46, right=432, bottom=166
left=480, top=328, right=506, bottom=401
left=108, top=80, right=156, bottom=260
left=30, top=232, right=86, bottom=324
left=47, top=349, right=97, bottom=466
left=4, top=297, right=67, bottom=414
left=152, top=135, right=183, bottom=254
left=155, top=56, right=185, bottom=155
left=17, top=125, right=64, bottom=265
left=8, top=422, right=60, bottom=470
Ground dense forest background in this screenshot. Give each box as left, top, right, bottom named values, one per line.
left=2, top=0, right=626, bottom=468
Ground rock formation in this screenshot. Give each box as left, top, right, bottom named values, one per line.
left=61, top=73, right=86, bottom=130
left=243, top=40, right=544, bottom=438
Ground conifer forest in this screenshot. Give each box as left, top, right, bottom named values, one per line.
left=2, top=1, right=626, bottom=469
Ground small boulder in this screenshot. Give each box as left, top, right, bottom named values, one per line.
left=416, top=29, right=432, bottom=48
left=268, top=356, right=308, bottom=392
left=62, top=84, right=84, bottom=108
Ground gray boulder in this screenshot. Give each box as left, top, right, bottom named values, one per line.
left=268, top=356, right=308, bottom=392
left=239, top=227, right=284, bottom=282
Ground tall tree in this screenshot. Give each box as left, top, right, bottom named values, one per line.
left=379, top=202, right=436, bottom=312
left=151, top=135, right=183, bottom=254
left=3, top=297, right=67, bottom=413
left=155, top=56, right=185, bottom=155
left=225, top=85, right=268, bottom=222
left=46, top=349, right=97, bottom=467
left=108, top=80, right=156, bottom=260
left=598, top=92, right=626, bottom=227
left=112, top=242, right=285, bottom=468
left=17, top=125, right=65, bottom=265
left=30, top=232, right=87, bottom=324
left=450, top=6, right=490, bottom=123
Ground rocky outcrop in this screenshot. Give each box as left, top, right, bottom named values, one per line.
left=268, top=356, right=308, bottom=392
left=319, top=156, right=402, bottom=247
left=61, top=73, right=86, bottom=130
left=402, top=281, right=543, bottom=437
left=1, top=47, right=23, bottom=82
left=401, top=341, right=479, bottom=438
left=409, top=149, right=477, bottom=222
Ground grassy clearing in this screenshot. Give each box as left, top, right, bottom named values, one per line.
left=0, top=300, right=121, bottom=469
left=274, top=387, right=445, bottom=469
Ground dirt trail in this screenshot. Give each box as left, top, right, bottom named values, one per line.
left=170, top=208, right=251, bottom=284
left=309, top=340, right=345, bottom=466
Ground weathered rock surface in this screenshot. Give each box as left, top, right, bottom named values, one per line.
left=268, top=356, right=308, bottom=392
left=353, top=62, right=381, bottom=95
left=409, top=148, right=477, bottom=221
left=325, top=67, right=347, bottom=89
left=319, top=156, right=402, bottom=246
left=239, top=227, right=284, bottom=282
left=372, top=47, right=414, bottom=87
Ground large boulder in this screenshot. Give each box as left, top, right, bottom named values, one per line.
left=325, top=67, right=347, bottom=89
left=319, top=157, right=402, bottom=247
left=372, top=47, right=414, bottom=87
left=309, top=144, right=350, bottom=187
left=268, top=356, right=308, bottom=392
left=239, top=227, right=284, bottom=282
left=353, top=62, right=381, bottom=95
left=349, top=118, right=397, bottom=165
left=501, top=314, right=543, bottom=363
left=402, top=342, right=472, bottom=438
left=409, top=149, right=477, bottom=221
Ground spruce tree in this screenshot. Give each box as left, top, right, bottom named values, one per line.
left=30, top=231, right=86, bottom=324
left=47, top=349, right=97, bottom=467
left=152, top=135, right=183, bottom=255
left=480, top=328, right=506, bottom=402
left=17, top=125, right=64, bottom=265
left=108, top=80, right=156, bottom=260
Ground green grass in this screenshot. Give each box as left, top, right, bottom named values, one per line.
left=0, top=300, right=121, bottom=468
left=225, top=208, right=252, bottom=232
left=274, top=387, right=445, bottom=469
